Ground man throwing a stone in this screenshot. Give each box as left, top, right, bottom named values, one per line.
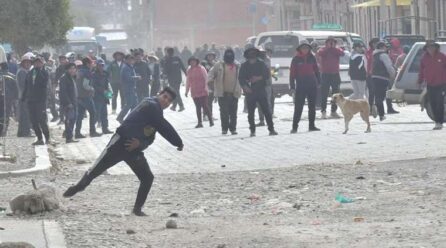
left=63, top=87, right=184, bottom=216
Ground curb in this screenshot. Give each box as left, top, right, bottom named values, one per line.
left=0, top=145, right=52, bottom=179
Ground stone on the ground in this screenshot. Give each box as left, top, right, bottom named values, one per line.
left=0, top=242, right=35, bottom=248
left=9, top=184, right=59, bottom=215
left=169, top=212, right=179, bottom=218
left=126, top=229, right=136, bottom=235
left=166, top=219, right=177, bottom=229
left=216, top=244, right=226, bottom=248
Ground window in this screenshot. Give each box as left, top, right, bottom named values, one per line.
left=257, top=35, right=299, bottom=58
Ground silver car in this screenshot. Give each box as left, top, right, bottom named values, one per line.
left=387, top=42, right=446, bottom=121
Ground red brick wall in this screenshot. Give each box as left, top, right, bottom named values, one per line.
left=153, top=0, right=268, bottom=48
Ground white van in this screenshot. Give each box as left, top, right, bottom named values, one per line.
left=255, top=31, right=364, bottom=97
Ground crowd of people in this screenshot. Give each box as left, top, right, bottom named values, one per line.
left=0, top=36, right=444, bottom=146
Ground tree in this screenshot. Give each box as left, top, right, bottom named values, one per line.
left=0, top=0, right=73, bottom=54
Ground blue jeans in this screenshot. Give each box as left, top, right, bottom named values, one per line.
left=65, top=106, right=77, bottom=141
left=94, top=98, right=109, bottom=131
left=117, top=90, right=137, bottom=122
left=76, top=97, right=97, bottom=134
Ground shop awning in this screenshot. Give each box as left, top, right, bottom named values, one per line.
left=351, top=0, right=411, bottom=8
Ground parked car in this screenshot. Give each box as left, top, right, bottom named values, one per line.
left=255, top=30, right=364, bottom=98
left=387, top=42, right=446, bottom=121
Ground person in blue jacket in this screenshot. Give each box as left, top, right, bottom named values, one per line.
left=63, top=87, right=184, bottom=216
left=117, top=54, right=139, bottom=123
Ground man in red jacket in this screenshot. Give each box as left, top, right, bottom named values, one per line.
left=317, top=36, right=344, bottom=119
left=418, top=40, right=446, bottom=130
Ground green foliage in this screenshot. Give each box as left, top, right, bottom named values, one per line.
left=0, top=0, right=73, bottom=54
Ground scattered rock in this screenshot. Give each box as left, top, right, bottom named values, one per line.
left=190, top=207, right=206, bottom=215
left=221, top=165, right=226, bottom=168
left=287, top=185, right=297, bottom=188
left=353, top=217, right=365, bottom=223
left=75, top=159, right=88, bottom=164
left=293, top=203, right=302, bottom=210
left=357, top=142, right=367, bottom=145
left=354, top=160, right=363, bottom=165
left=169, top=213, right=179, bottom=218
left=263, top=222, right=268, bottom=225
left=126, top=229, right=136, bottom=235
left=356, top=176, right=366, bottom=180
left=216, top=245, right=226, bottom=248
left=0, top=242, right=35, bottom=248
left=0, top=227, right=4, bottom=230
left=166, top=219, right=178, bottom=229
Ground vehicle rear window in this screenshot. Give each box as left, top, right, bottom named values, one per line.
left=257, top=35, right=299, bottom=58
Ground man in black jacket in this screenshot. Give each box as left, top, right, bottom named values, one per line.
left=22, top=56, right=51, bottom=145
left=55, top=55, right=68, bottom=124
left=63, top=87, right=184, bottom=216
left=163, top=47, right=186, bottom=111
left=239, top=48, right=278, bottom=137
left=59, top=63, right=79, bottom=143
left=134, top=51, right=151, bottom=103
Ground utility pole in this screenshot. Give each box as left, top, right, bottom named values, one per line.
left=380, top=0, right=387, bottom=36
left=390, top=0, right=398, bottom=34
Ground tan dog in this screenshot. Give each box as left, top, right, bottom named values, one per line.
left=331, top=93, right=371, bottom=134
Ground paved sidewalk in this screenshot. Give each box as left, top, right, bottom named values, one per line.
left=53, top=95, right=444, bottom=175
left=0, top=220, right=66, bottom=248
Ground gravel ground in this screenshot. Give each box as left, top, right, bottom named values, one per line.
left=0, top=120, right=35, bottom=172
left=1, top=152, right=446, bottom=247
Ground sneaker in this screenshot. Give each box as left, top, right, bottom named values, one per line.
left=178, top=107, right=185, bottom=112
left=321, top=112, right=327, bottom=119
left=330, top=112, right=341, bottom=119
left=250, top=132, right=256, bottom=137
left=102, top=129, right=114, bottom=134
left=132, top=209, right=148, bottom=217
left=433, top=123, right=443, bottom=130
left=32, top=140, right=45, bottom=146
left=290, top=129, right=298, bottom=134
left=230, top=131, right=238, bottom=135
left=379, top=116, right=386, bottom=121
left=269, top=130, right=278, bottom=136
left=309, top=126, right=321, bottom=131
left=195, top=123, right=203, bottom=128
left=222, top=130, right=228, bottom=135
left=63, top=185, right=80, bottom=198
left=387, top=109, right=400, bottom=114
left=255, top=121, right=265, bottom=127
left=170, top=106, right=176, bottom=111
left=209, top=120, right=214, bottom=127
left=90, top=132, right=102, bottom=137
left=66, top=139, right=79, bottom=144
left=75, top=133, right=86, bottom=139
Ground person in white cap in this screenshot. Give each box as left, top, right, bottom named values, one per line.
left=16, top=54, right=33, bottom=137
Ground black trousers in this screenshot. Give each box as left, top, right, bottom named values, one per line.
left=366, top=76, right=375, bottom=110
left=74, top=134, right=154, bottom=211
left=111, top=83, right=125, bottom=111
left=427, top=85, right=445, bottom=124
left=246, top=90, right=274, bottom=133
left=218, top=93, right=238, bottom=132
left=17, top=101, right=31, bottom=137
left=136, top=82, right=150, bottom=103
left=372, top=78, right=389, bottom=117
left=293, top=80, right=317, bottom=130
left=320, top=73, right=341, bottom=113
left=28, top=101, right=50, bottom=141
left=258, top=86, right=274, bottom=122
left=169, top=82, right=184, bottom=109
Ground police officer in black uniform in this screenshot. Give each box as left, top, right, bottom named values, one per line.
left=63, top=87, right=184, bottom=216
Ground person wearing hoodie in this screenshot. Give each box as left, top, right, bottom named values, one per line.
left=63, top=88, right=184, bottom=217
left=371, top=42, right=396, bottom=121
left=349, top=42, right=368, bottom=99
left=208, top=49, right=242, bottom=135
left=289, top=41, right=321, bottom=133
left=75, top=57, right=101, bottom=139
left=185, top=57, right=213, bottom=128
left=418, top=40, right=446, bottom=130
left=389, top=38, right=403, bottom=65
left=317, top=36, right=345, bottom=119
left=239, top=47, right=278, bottom=137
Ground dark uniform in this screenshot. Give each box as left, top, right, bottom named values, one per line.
left=163, top=56, right=186, bottom=110
left=59, top=73, right=78, bottom=142
left=64, top=97, right=183, bottom=213
left=22, top=66, right=50, bottom=143
left=134, top=60, right=151, bottom=103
